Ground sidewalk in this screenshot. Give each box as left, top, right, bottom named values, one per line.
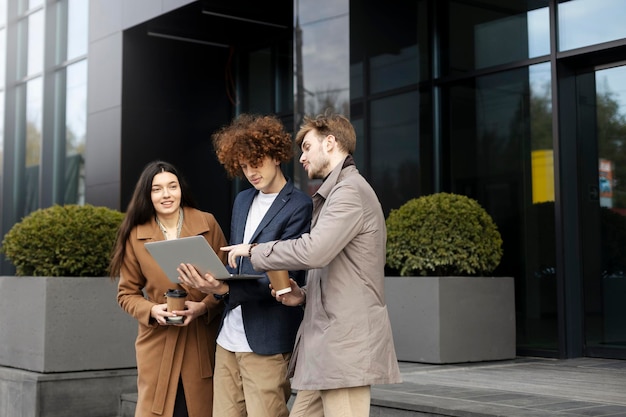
left=370, top=357, right=626, bottom=416
left=116, top=357, right=626, bottom=416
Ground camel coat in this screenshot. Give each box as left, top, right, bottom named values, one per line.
left=251, top=159, right=402, bottom=390
left=117, top=207, right=227, bottom=417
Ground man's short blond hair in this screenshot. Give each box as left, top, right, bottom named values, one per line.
left=295, top=110, right=356, bottom=154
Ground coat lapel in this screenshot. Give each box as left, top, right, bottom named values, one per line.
left=250, top=180, right=294, bottom=242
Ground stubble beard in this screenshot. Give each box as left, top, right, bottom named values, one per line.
left=308, top=158, right=331, bottom=180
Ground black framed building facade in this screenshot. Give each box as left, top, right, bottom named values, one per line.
left=1, top=0, right=625, bottom=360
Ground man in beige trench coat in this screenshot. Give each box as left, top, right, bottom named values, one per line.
left=221, top=110, right=402, bottom=417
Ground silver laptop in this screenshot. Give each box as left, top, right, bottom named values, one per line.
left=145, top=235, right=261, bottom=283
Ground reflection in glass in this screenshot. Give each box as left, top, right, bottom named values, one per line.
left=596, top=67, right=626, bottom=211
left=446, top=1, right=549, bottom=74
left=370, top=91, right=423, bottom=216
left=446, top=63, right=556, bottom=352
left=350, top=61, right=363, bottom=99
left=0, top=29, right=5, bottom=89
left=526, top=63, right=556, bottom=353
left=67, top=0, right=88, bottom=60
left=527, top=8, right=550, bottom=58
left=350, top=0, right=426, bottom=95
left=295, top=0, right=349, bottom=194
left=247, top=48, right=272, bottom=114
left=578, top=65, right=626, bottom=352
left=65, top=61, right=86, bottom=204
left=530, top=63, right=554, bottom=203
left=295, top=0, right=349, bottom=118
left=25, top=77, right=43, bottom=212
left=27, top=10, right=44, bottom=76
left=370, top=45, right=419, bottom=95
left=363, top=0, right=425, bottom=93
left=0, top=92, right=3, bottom=173
left=559, top=0, right=626, bottom=51
left=595, top=67, right=626, bottom=349
left=26, top=77, right=42, bottom=167
left=351, top=116, right=364, bottom=168
left=0, top=0, right=6, bottom=25
left=28, top=0, right=44, bottom=10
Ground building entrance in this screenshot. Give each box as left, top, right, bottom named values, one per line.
left=573, top=63, right=626, bottom=359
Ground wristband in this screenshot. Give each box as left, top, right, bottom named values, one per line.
left=213, top=291, right=229, bottom=300
left=248, top=243, right=258, bottom=257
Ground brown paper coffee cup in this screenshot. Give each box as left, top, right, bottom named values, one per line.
left=267, top=270, right=292, bottom=295
left=165, top=288, right=187, bottom=323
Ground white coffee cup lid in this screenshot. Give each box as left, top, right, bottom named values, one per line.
left=275, top=287, right=292, bottom=296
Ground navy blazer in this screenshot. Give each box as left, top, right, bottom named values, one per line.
left=221, top=178, right=313, bottom=355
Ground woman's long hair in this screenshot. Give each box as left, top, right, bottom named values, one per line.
left=109, top=161, right=197, bottom=279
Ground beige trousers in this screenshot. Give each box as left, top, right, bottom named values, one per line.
left=289, top=385, right=371, bottom=417
left=212, top=344, right=292, bottom=417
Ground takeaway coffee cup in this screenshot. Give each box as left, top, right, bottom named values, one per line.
left=165, top=288, right=187, bottom=323
left=267, top=270, right=292, bottom=296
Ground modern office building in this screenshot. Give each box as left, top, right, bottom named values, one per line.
left=1, top=0, right=625, bottom=361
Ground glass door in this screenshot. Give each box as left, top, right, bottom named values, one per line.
left=576, top=64, right=626, bottom=359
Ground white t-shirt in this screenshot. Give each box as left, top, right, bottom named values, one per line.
left=217, top=191, right=278, bottom=352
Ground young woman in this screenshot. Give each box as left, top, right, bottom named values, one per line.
left=109, top=160, right=227, bottom=417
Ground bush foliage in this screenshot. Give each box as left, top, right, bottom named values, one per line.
left=1, top=204, right=124, bottom=277
left=386, top=193, right=503, bottom=277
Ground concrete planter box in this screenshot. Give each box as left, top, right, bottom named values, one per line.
left=0, top=276, right=136, bottom=373
left=385, top=276, right=516, bottom=364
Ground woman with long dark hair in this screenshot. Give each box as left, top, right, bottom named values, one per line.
left=110, top=160, right=227, bottom=417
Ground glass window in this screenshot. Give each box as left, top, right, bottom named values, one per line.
left=26, top=77, right=42, bottom=167
left=295, top=0, right=349, bottom=117
left=351, top=115, right=364, bottom=167
left=445, top=0, right=549, bottom=75
left=585, top=65, right=626, bottom=350
left=25, top=76, right=43, bottom=212
left=65, top=60, right=86, bottom=204
left=352, top=0, right=426, bottom=94
left=0, top=91, right=3, bottom=173
left=295, top=0, right=349, bottom=194
left=27, top=10, right=44, bottom=76
left=529, top=63, right=554, bottom=203
left=370, top=90, right=429, bottom=215
left=247, top=48, right=273, bottom=114
left=0, top=29, right=5, bottom=89
left=18, top=0, right=43, bottom=14
left=349, top=60, right=363, bottom=99
left=67, top=0, right=88, bottom=60
left=559, top=0, right=626, bottom=51
left=0, top=0, right=6, bottom=25
left=350, top=0, right=426, bottom=96
left=370, top=45, right=420, bottom=94
left=596, top=66, right=626, bottom=211
left=28, top=0, right=43, bottom=9
left=0, top=0, right=5, bottom=177
left=444, top=63, right=556, bottom=352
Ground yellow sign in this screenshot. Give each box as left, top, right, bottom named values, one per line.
left=531, top=149, right=555, bottom=203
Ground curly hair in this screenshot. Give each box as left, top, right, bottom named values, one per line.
left=212, top=114, right=294, bottom=178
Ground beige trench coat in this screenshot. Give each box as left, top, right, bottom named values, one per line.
left=251, top=160, right=402, bottom=390
left=117, top=207, right=227, bottom=417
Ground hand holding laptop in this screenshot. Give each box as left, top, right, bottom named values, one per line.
left=145, top=236, right=260, bottom=283
left=177, top=262, right=228, bottom=296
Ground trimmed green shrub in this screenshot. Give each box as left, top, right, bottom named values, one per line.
left=386, top=193, right=503, bottom=277
left=1, top=204, right=124, bottom=277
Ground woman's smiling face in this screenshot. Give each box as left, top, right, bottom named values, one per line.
left=151, top=171, right=181, bottom=217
